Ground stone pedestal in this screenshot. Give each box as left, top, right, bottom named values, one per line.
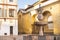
left=34, top=22, right=47, bottom=36
left=39, top=26, right=43, bottom=36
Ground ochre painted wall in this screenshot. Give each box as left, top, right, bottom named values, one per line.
left=18, top=12, right=23, bottom=33
left=42, top=1, right=60, bottom=35
left=18, top=12, right=32, bottom=34
left=22, top=13, right=32, bottom=34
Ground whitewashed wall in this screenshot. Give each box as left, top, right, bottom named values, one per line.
left=0, top=19, right=18, bottom=36
left=0, top=0, right=3, bottom=3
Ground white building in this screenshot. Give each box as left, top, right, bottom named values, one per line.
left=0, top=0, right=18, bottom=36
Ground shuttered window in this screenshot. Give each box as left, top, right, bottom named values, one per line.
left=0, top=8, right=2, bottom=17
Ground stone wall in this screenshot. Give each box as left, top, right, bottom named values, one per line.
left=0, top=35, right=55, bottom=40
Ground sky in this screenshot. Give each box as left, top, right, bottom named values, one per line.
left=18, top=0, right=38, bottom=9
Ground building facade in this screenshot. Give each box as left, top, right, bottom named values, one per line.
left=18, top=10, right=32, bottom=34
left=40, top=0, right=60, bottom=35
left=18, top=0, right=60, bottom=35
left=0, top=0, right=18, bottom=36
left=30, top=0, right=60, bottom=35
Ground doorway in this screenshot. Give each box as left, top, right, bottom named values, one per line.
left=10, top=26, right=13, bottom=35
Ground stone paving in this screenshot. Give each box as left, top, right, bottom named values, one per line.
left=0, top=35, right=60, bottom=40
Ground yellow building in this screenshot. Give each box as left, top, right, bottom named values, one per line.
left=18, top=0, right=60, bottom=35
left=18, top=9, right=32, bottom=34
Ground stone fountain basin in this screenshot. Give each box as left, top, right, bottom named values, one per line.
left=34, top=22, right=47, bottom=26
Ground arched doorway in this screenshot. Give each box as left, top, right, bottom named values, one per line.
left=43, top=11, right=54, bottom=34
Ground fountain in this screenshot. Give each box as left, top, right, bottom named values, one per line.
left=33, top=7, right=47, bottom=36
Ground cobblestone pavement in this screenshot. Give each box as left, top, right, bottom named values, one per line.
left=0, top=35, right=60, bottom=40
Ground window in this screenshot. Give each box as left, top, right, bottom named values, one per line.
left=48, top=16, right=53, bottom=29
left=9, top=0, right=13, bottom=2
left=9, top=9, right=14, bottom=17
left=0, top=8, right=2, bottom=17
left=0, top=21, right=2, bottom=30
left=4, top=9, right=7, bottom=17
